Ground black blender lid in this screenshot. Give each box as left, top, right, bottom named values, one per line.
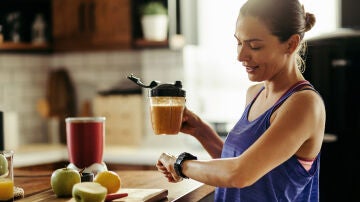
left=150, top=81, right=185, bottom=97
left=127, top=74, right=186, bottom=97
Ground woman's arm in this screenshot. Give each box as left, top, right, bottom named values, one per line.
left=158, top=90, right=325, bottom=188
left=180, top=108, right=224, bottom=158
left=180, top=83, right=262, bottom=158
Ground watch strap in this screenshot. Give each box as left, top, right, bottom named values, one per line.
left=174, top=152, right=197, bottom=179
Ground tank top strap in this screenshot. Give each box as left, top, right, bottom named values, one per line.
left=253, top=86, right=265, bottom=102
left=273, top=80, right=312, bottom=108
left=246, top=86, right=265, bottom=109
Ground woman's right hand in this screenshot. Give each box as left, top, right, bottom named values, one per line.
left=180, top=107, right=203, bottom=136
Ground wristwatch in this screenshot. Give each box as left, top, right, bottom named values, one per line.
left=174, top=152, right=197, bottom=179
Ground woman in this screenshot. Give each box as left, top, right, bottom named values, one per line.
left=156, top=0, right=325, bottom=201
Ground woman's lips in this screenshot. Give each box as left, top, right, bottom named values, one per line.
left=245, top=66, right=258, bottom=73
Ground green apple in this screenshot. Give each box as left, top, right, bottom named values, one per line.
left=51, top=167, right=81, bottom=197
left=72, top=182, right=107, bottom=202
left=0, top=154, right=8, bottom=176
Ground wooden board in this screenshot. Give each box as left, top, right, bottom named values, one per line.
left=17, top=188, right=168, bottom=202
left=107, top=189, right=168, bottom=202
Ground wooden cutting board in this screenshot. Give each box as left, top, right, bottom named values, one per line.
left=105, top=189, right=168, bottom=202
left=18, top=188, right=168, bottom=202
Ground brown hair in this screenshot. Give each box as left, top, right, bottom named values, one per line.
left=239, top=0, right=316, bottom=72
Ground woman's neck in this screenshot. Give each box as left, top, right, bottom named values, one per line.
left=263, top=67, right=304, bottom=98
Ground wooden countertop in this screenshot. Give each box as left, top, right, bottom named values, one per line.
left=14, top=169, right=215, bottom=201
left=13, top=144, right=211, bottom=168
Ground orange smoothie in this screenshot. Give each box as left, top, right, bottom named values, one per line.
left=0, top=178, right=14, bottom=201
left=150, top=105, right=184, bottom=135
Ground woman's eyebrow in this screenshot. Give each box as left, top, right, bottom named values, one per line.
left=234, top=34, right=263, bottom=43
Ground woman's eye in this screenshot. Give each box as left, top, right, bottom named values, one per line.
left=249, top=43, right=262, bottom=50
left=244, top=41, right=262, bottom=50
left=250, top=46, right=261, bottom=50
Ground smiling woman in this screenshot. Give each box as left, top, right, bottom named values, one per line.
left=156, top=0, right=326, bottom=201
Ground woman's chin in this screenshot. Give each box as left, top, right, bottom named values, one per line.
left=247, top=75, right=262, bottom=82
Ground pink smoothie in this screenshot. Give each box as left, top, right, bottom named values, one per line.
left=66, top=117, right=105, bottom=168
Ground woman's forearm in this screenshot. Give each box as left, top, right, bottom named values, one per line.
left=181, top=158, right=250, bottom=188
left=192, top=121, right=224, bottom=158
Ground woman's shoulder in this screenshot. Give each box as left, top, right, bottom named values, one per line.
left=282, top=87, right=326, bottom=126
left=292, top=86, right=325, bottom=108
left=245, top=83, right=263, bottom=104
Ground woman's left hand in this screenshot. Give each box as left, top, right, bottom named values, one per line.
left=156, top=153, right=183, bottom=183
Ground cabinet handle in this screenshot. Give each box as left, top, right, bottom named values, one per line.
left=88, top=2, right=96, bottom=33
left=331, top=59, right=351, bottom=68
left=78, top=3, right=86, bottom=32
left=324, top=133, right=337, bottom=143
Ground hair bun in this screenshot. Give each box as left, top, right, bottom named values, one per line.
left=304, top=12, right=316, bottom=32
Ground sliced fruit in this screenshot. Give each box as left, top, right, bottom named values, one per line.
left=72, top=182, right=107, bottom=202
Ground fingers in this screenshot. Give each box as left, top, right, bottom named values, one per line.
left=171, top=173, right=183, bottom=182
left=158, top=153, right=176, bottom=167
left=156, top=153, right=183, bottom=183
left=156, top=160, right=168, bottom=174
left=158, top=165, right=181, bottom=183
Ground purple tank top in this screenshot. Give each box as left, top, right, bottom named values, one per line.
left=214, top=80, right=320, bottom=202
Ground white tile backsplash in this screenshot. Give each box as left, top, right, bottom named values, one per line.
left=0, top=49, right=184, bottom=147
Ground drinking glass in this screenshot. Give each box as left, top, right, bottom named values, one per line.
left=0, top=150, right=14, bottom=201
left=65, top=117, right=105, bottom=169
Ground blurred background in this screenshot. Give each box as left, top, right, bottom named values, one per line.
left=0, top=0, right=358, bottom=200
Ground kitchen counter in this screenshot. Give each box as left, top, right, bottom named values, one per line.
left=14, top=170, right=215, bottom=201
left=13, top=132, right=336, bottom=168
left=13, top=136, right=211, bottom=168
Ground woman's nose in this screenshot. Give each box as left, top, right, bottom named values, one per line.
left=237, top=46, right=250, bottom=62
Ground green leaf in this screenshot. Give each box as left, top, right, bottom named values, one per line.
left=140, top=2, right=167, bottom=15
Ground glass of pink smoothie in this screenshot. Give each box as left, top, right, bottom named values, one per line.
left=65, top=117, right=105, bottom=169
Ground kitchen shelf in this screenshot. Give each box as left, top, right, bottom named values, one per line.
left=0, top=42, right=50, bottom=51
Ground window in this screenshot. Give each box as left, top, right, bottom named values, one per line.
left=184, top=0, right=339, bottom=126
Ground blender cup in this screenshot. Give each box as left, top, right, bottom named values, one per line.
left=128, top=74, right=186, bottom=135
left=65, top=117, right=107, bottom=174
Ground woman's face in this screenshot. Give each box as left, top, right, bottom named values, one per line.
left=234, top=15, right=290, bottom=82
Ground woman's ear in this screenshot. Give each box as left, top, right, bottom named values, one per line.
left=286, top=34, right=301, bottom=54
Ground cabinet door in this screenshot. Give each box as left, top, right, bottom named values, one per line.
left=91, top=0, right=132, bottom=49
left=52, top=0, right=91, bottom=51
left=52, top=0, right=132, bottom=51
left=53, top=0, right=79, bottom=39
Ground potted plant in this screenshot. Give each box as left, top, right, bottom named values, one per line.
left=140, top=1, right=168, bottom=41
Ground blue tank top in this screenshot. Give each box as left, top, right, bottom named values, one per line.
left=214, top=80, right=320, bottom=202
